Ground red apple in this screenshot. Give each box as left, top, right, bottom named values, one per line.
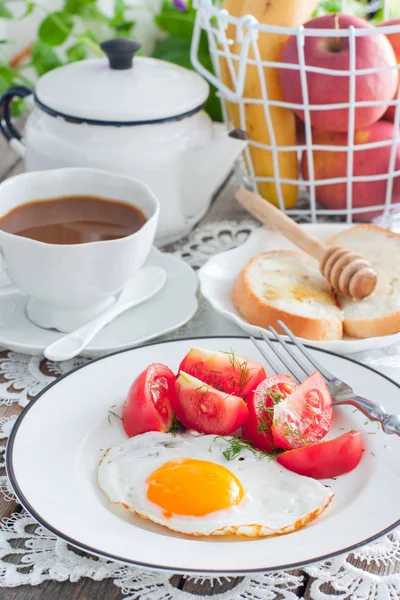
left=301, top=121, right=400, bottom=221
left=379, top=18, right=400, bottom=122
left=279, top=14, right=398, bottom=132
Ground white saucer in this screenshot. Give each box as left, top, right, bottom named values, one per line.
left=0, top=248, right=198, bottom=357
left=198, top=223, right=400, bottom=355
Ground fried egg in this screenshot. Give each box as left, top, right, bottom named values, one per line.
left=98, top=432, right=333, bottom=537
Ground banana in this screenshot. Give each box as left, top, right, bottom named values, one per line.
left=232, top=0, right=319, bottom=208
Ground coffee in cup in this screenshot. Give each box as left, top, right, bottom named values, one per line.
left=0, top=168, right=159, bottom=332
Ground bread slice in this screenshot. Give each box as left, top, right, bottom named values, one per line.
left=232, top=250, right=343, bottom=341
left=328, top=224, right=400, bottom=338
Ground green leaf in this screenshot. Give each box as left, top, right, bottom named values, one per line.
left=12, top=97, right=26, bottom=117
left=75, top=32, right=103, bottom=56
left=0, top=65, right=14, bottom=93
left=204, top=88, right=222, bottom=122
left=66, top=42, right=87, bottom=62
left=152, top=32, right=209, bottom=66
left=112, top=0, right=128, bottom=26
left=80, top=4, right=110, bottom=23
left=38, top=11, right=73, bottom=47
left=313, top=0, right=341, bottom=13
left=152, top=37, right=193, bottom=69
left=31, top=41, right=62, bottom=76
left=65, top=0, right=83, bottom=14
left=0, top=2, right=13, bottom=19
left=0, top=65, right=29, bottom=114
left=109, top=0, right=135, bottom=35
left=313, top=0, right=371, bottom=17
left=65, top=0, right=96, bottom=14
left=22, top=1, right=35, bottom=18
left=115, top=20, right=135, bottom=34
left=77, top=29, right=97, bottom=43
left=155, top=10, right=195, bottom=40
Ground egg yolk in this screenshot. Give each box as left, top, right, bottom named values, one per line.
left=146, top=458, right=244, bottom=517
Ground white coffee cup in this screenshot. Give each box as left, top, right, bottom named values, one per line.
left=0, top=168, right=159, bottom=332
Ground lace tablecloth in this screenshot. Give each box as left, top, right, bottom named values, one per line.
left=0, top=218, right=400, bottom=600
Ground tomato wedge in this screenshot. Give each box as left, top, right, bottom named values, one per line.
left=123, top=363, right=176, bottom=437
left=173, top=371, right=249, bottom=435
left=277, top=431, right=363, bottom=479
left=243, top=375, right=298, bottom=452
left=178, top=347, right=266, bottom=401
left=272, top=372, right=333, bottom=450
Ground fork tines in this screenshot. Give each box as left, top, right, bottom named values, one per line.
left=251, top=321, right=333, bottom=383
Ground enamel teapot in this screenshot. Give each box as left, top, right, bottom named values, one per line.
left=0, top=39, right=248, bottom=244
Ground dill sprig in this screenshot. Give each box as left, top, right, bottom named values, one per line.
left=169, top=416, right=184, bottom=437
left=256, top=396, right=273, bottom=433
left=219, top=436, right=256, bottom=460
left=277, top=421, right=307, bottom=447
left=254, top=386, right=283, bottom=435
left=108, top=409, right=122, bottom=425
left=222, top=348, right=255, bottom=396
left=268, top=388, right=284, bottom=405
left=213, top=436, right=278, bottom=462
left=252, top=384, right=307, bottom=448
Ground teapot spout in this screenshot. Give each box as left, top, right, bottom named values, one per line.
left=182, top=129, right=248, bottom=219
left=207, top=128, right=249, bottom=185
left=200, top=128, right=248, bottom=189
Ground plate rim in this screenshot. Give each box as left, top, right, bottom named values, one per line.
left=6, top=335, right=400, bottom=575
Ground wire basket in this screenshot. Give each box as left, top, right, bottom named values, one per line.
left=191, top=0, right=400, bottom=224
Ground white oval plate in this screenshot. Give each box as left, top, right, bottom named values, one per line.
left=0, top=248, right=198, bottom=356
left=198, top=224, right=400, bottom=354
left=6, top=336, right=400, bottom=575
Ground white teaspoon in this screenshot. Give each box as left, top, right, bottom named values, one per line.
left=44, top=266, right=166, bottom=362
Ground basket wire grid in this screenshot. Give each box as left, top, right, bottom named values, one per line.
left=191, top=0, right=400, bottom=224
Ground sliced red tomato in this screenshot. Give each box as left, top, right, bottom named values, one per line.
left=272, top=372, right=333, bottom=450
left=243, top=375, right=298, bottom=452
left=173, top=371, right=249, bottom=435
left=277, top=431, right=363, bottom=479
left=178, top=347, right=266, bottom=401
left=123, top=363, right=176, bottom=437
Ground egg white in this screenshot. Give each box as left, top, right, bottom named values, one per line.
left=98, top=431, right=333, bottom=537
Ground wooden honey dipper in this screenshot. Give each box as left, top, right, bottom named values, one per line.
left=236, top=188, right=378, bottom=301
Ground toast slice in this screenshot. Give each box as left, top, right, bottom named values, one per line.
left=232, top=250, right=343, bottom=341
left=328, top=224, right=400, bottom=338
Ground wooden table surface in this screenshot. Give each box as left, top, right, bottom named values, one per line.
left=0, top=134, right=398, bottom=599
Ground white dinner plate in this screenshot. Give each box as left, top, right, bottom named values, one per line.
left=6, top=336, right=400, bottom=575
left=198, top=223, right=400, bottom=354
left=0, top=248, right=198, bottom=356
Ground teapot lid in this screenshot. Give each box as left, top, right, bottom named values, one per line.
left=34, top=38, right=210, bottom=125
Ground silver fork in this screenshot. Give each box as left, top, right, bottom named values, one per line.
left=250, top=320, right=400, bottom=437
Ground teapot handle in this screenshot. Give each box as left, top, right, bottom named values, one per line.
left=0, top=86, right=32, bottom=157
